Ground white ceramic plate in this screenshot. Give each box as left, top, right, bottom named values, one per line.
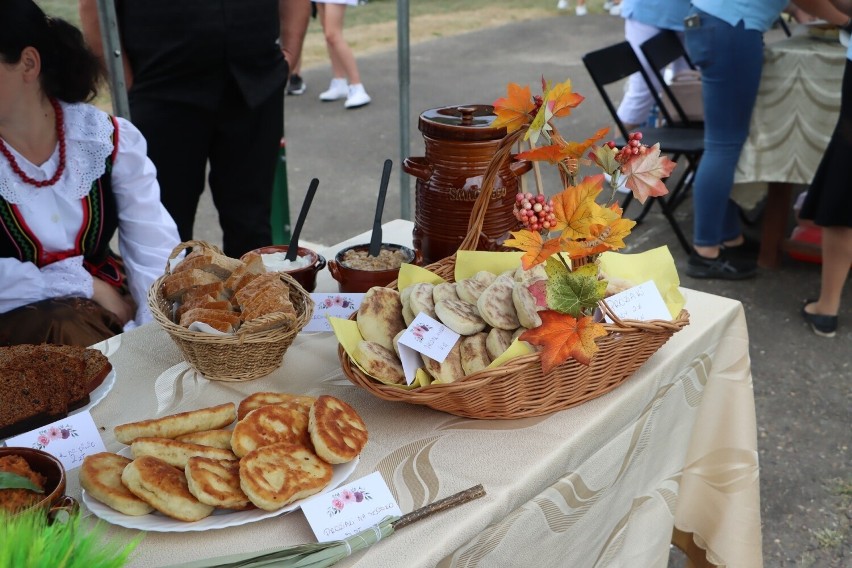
left=82, top=452, right=359, bottom=532
left=73, top=368, right=116, bottom=416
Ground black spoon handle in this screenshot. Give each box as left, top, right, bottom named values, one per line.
left=369, top=159, right=393, bottom=257
left=286, top=178, right=319, bottom=261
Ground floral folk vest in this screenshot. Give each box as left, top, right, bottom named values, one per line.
left=0, top=116, right=123, bottom=287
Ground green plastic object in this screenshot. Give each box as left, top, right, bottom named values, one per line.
left=271, top=138, right=292, bottom=244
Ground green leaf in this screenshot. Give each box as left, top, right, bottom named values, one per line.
left=0, top=472, right=44, bottom=493
left=545, top=263, right=606, bottom=317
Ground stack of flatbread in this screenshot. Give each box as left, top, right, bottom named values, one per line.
left=161, top=247, right=298, bottom=334
left=81, top=392, right=368, bottom=521
left=353, top=265, right=547, bottom=385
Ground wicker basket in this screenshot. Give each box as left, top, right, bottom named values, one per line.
left=147, top=241, right=314, bottom=382
left=337, top=133, right=690, bottom=419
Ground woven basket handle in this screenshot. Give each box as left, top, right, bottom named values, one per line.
left=458, top=130, right=526, bottom=252
left=163, top=240, right=225, bottom=274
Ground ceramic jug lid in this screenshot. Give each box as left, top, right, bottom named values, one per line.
left=418, top=104, right=507, bottom=142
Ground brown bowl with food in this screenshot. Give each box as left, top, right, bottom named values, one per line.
left=244, top=245, right=326, bottom=293
left=0, top=447, right=77, bottom=520
left=328, top=243, right=421, bottom=293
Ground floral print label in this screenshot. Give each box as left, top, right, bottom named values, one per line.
left=5, top=410, right=106, bottom=471
left=303, top=293, right=365, bottom=333
left=301, top=471, right=403, bottom=543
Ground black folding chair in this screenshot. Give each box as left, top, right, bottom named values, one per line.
left=640, top=30, right=701, bottom=128
left=582, top=41, right=704, bottom=254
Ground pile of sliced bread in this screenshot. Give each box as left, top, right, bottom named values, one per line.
left=0, top=344, right=112, bottom=438
left=160, top=248, right=297, bottom=334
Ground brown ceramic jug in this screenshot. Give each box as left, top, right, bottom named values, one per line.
left=403, top=104, right=531, bottom=265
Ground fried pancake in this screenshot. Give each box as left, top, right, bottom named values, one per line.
left=79, top=452, right=153, bottom=516
left=131, top=437, right=237, bottom=469
left=354, top=341, right=405, bottom=385
left=114, top=403, right=237, bottom=444
left=236, top=392, right=316, bottom=421
left=121, top=456, right=214, bottom=522
left=230, top=405, right=310, bottom=458
left=239, top=443, right=333, bottom=511
left=185, top=457, right=253, bottom=510
left=175, top=429, right=234, bottom=450
left=308, top=396, right=368, bottom=464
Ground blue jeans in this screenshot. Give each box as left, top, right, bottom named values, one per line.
left=684, top=8, right=764, bottom=247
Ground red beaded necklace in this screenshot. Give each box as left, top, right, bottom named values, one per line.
left=0, top=98, right=66, bottom=188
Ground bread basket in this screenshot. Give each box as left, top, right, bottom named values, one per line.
left=147, top=241, right=314, bottom=382
left=338, top=132, right=689, bottom=419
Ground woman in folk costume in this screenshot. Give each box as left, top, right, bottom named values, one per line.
left=0, top=0, right=179, bottom=347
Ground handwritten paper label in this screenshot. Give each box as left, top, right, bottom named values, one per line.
left=604, top=280, right=671, bottom=323
left=301, top=471, right=402, bottom=543
left=303, top=293, right=364, bottom=333
left=396, top=313, right=461, bottom=385
left=5, top=411, right=106, bottom=471
left=398, top=313, right=460, bottom=362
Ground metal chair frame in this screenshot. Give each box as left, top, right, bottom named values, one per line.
left=582, top=41, right=704, bottom=254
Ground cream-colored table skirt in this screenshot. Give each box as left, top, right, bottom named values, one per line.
left=73, top=220, right=762, bottom=568
left=735, top=35, right=845, bottom=185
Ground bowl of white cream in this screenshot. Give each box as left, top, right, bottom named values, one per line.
left=244, top=245, right=326, bottom=292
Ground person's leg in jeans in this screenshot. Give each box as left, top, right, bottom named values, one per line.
left=685, top=12, right=763, bottom=262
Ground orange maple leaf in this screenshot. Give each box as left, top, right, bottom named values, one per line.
left=545, top=79, right=584, bottom=118
left=515, top=144, right=566, bottom=165
left=520, top=311, right=607, bottom=371
left=621, top=143, right=676, bottom=204
left=550, top=175, right=607, bottom=238
left=492, top=83, right=535, bottom=134
left=552, top=127, right=610, bottom=159
left=503, top=230, right=563, bottom=270
left=560, top=216, right=637, bottom=259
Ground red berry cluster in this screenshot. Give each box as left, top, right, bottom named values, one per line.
left=514, top=192, right=556, bottom=232
left=606, top=131, right=647, bottom=164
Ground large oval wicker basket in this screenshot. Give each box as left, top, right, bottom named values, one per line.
left=147, top=241, right=314, bottom=382
left=337, top=132, right=690, bottom=419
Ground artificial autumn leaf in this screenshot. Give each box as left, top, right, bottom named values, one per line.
left=588, top=144, right=620, bottom=177
left=559, top=216, right=637, bottom=259
left=621, top=143, right=676, bottom=203
left=544, top=262, right=606, bottom=316
left=504, top=230, right=563, bottom=270
left=525, top=100, right=554, bottom=145
left=515, top=144, right=566, bottom=165
left=528, top=279, right=548, bottom=309
left=520, top=311, right=608, bottom=371
left=545, top=79, right=585, bottom=118
left=492, top=83, right=535, bottom=134
left=550, top=175, right=608, bottom=238
left=516, top=127, right=611, bottom=165
left=553, top=127, right=610, bottom=159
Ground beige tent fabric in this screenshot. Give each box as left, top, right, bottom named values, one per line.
left=69, top=221, right=761, bottom=568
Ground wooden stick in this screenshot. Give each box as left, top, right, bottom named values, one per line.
left=528, top=139, right=545, bottom=197
left=392, top=485, right=486, bottom=530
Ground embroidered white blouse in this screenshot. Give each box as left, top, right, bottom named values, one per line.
left=0, top=102, right=180, bottom=329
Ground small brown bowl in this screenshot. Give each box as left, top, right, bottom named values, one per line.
left=0, top=447, right=77, bottom=520
left=245, top=245, right=326, bottom=293
left=328, top=243, right=421, bottom=293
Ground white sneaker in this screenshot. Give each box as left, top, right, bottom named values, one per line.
left=344, top=84, right=371, bottom=109
left=609, top=4, right=622, bottom=16
left=319, top=78, right=348, bottom=101
left=575, top=4, right=587, bottom=15
left=556, top=0, right=569, bottom=9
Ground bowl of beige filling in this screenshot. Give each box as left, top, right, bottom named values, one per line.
left=328, top=244, right=420, bottom=292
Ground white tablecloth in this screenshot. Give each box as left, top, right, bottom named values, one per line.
left=71, top=220, right=762, bottom=567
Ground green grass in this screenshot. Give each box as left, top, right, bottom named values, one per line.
left=37, top=0, right=614, bottom=31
